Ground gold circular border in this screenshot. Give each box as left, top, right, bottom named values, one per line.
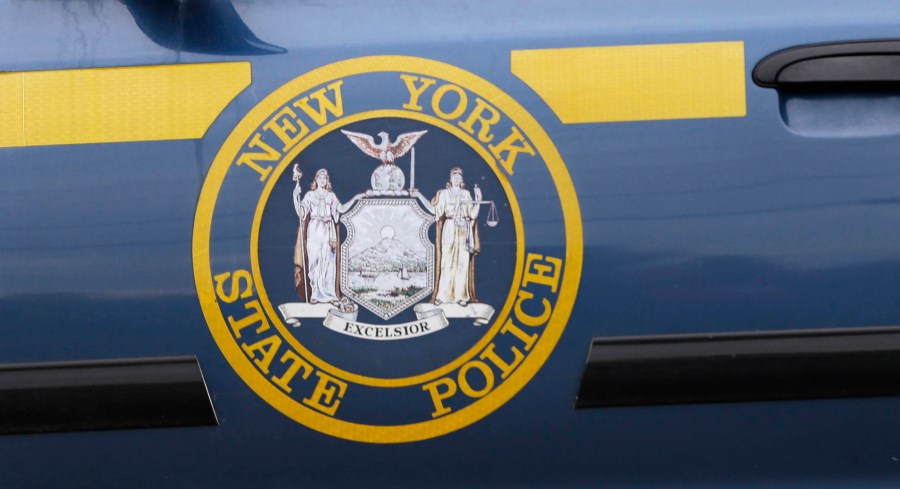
left=249, top=110, right=525, bottom=388
left=193, top=56, right=583, bottom=443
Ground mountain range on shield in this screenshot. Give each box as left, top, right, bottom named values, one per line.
left=348, top=237, right=428, bottom=272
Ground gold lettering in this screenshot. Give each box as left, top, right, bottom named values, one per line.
left=241, top=335, right=282, bottom=374
left=501, top=319, right=538, bottom=351
left=293, top=81, right=345, bottom=126
left=431, top=83, right=468, bottom=120
left=422, top=377, right=457, bottom=418
left=522, top=254, right=564, bottom=293
left=457, top=360, right=495, bottom=398
left=213, top=270, right=253, bottom=304
left=262, top=107, right=310, bottom=152
left=235, top=133, right=279, bottom=182
left=270, top=349, right=313, bottom=393
left=513, top=290, right=552, bottom=327
left=479, top=342, right=524, bottom=379
left=458, top=98, right=500, bottom=143
left=302, top=371, right=347, bottom=416
left=488, top=126, right=535, bottom=176
left=400, top=74, right=437, bottom=111
left=227, top=300, right=271, bottom=339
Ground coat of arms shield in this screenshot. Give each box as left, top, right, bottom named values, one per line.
left=340, top=198, right=435, bottom=319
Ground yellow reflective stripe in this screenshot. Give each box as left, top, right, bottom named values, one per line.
left=0, top=73, right=24, bottom=147
left=511, top=41, right=746, bottom=124
left=0, top=62, right=251, bottom=148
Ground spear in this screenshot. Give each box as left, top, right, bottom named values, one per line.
left=292, top=164, right=310, bottom=302
left=409, top=147, right=416, bottom=193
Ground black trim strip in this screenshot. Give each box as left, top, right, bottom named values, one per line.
left=576, top=326, right=900, bottom=408
left=0, top=356, right=217, bottom=435
left=753, top=39, right=900, bottom=88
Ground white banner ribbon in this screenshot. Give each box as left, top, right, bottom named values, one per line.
left=413, top=302, right=495, bottom=326
left=278, top=301, right=495, bottom=341
left=323, top=313, right=448, bottom=341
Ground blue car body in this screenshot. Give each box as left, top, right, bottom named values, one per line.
left=3, top=1, right=900, bottom=487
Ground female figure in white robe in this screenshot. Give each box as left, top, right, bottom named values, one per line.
left=429, top=167, right=481, bottom=305
left=295, top=168, right=341, bottom=303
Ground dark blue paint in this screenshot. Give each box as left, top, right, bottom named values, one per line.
left=3, top=1, right=900, bottom=488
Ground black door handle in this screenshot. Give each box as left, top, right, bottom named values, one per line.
left=754, top=40, right=900, bottom=88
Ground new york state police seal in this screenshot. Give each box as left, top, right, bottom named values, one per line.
left=193, top=56, right=582, bottom=443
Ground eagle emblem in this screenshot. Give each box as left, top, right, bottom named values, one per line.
left=340, top=130, right=427, bottom=191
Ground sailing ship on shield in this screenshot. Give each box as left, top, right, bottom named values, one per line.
left=278, top=129, right=499, bottom=341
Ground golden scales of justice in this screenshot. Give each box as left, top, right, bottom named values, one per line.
left=469, top=192, right=500, bottom=228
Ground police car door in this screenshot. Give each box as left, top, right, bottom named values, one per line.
left=1, top=1, right=899, bottom=488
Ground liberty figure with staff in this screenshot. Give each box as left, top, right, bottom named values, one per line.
left=292, top=165, right=362, bottom=305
